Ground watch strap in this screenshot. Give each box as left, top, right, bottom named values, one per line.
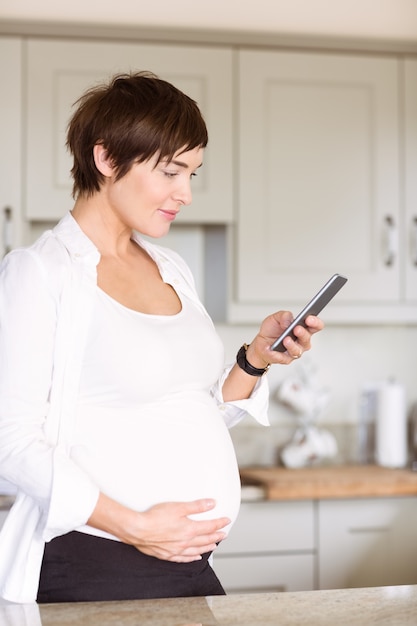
left=236, top=343, right=270, bottom=377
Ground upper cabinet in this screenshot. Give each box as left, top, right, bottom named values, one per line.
left=404, top=58, right=417, bottom=303
left=0, top=37, right=23, bottom=257
left=24, top=39, right=233, bottom=224
left=230, top=49, right=416, bottom=323
left=2, top=30, right=416, bottom=324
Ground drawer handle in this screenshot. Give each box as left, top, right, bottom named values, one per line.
left=382, top=215, right=397, bottom=267
left=411, top=216, right=417, bottom=266
left=2, top=206, right=12, bottom=257
left=348, top=526, right=389, bottom=534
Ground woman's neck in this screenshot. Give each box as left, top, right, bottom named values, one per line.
left=71, top=195, right=133, bottom=259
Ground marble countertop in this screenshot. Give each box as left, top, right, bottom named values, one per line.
left=2, top=585, right=416, bottom=625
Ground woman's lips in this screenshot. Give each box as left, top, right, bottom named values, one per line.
left=158, top=209, right=179, bottom=222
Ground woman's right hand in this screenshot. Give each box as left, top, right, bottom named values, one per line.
left=87, top=493, right=230, bottom=563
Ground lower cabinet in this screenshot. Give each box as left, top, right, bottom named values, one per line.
left=213, top=553, right=315, bottom=593
left=213, top=500, right=316, bottom=593
left=213, top=496, right=417, bottom=593
left=318, top=497, right=417, bottom=589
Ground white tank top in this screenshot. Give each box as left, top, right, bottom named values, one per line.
left=71, top=287, right=241, bottom=539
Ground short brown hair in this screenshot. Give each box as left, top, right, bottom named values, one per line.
left=66, top=71, right=208, bottom=198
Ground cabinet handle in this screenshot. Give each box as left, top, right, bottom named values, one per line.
left=2, top=206, right=12, bottom=257
left=383, top=215, right=397, bottom=267
left=412, top=216, right=417, bottom=267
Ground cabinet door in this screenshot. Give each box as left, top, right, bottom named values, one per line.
left=213, top=553, right=315, bottom=593
left=25, top=39, right=233, bottom=224
left=214, top=501, right=316, bottom=593
left=404, top=58, right=417, bottom=302
left=0, top=37, right=23, bottom=255
left=318, top=497, right=417, bottom=589
left=233, top=50, right=400, bottom=321
left=216, top=500, right=315, bottom=554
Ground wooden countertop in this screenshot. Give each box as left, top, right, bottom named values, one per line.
left=2, top=466, right=417, bottom=512
left=239, top=464, right=417, bottom=500
left=2, top=466, right=417, bottom=510
left=2, top=585, right=416, bottom=625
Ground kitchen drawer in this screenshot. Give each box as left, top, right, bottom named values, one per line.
left=217, top=500, right=315, bottom=554
left=213, top=553, right=315, bottom=593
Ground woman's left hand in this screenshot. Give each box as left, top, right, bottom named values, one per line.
left=245, top=311, right=324, bottom=369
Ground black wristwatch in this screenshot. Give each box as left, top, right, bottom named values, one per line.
left=236, top=343, right=270, bottom=377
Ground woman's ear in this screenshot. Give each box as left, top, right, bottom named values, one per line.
left=93, top=144, right=114, bottom=177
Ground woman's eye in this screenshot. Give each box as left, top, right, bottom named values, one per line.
left=162, top=169, right=198, bottom=179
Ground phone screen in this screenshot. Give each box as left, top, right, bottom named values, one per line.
left=270, top=273, right=348, bottom=352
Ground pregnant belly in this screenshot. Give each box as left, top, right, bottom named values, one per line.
left=71, top=394, right=241, bottom=534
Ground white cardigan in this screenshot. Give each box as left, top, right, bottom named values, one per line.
left=0, top=212, right=269, bottom=603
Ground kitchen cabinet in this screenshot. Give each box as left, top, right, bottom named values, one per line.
left=230, top=49, right=416, bottom=323
left=2, top=31, right=416, bottom=323
left=0, top=37, right=23, bottom=257
left=213, top=480, right=417, bottom=593
left=319, top=497, right=417, bottom=589
left=24, top=38, right=233, bottom=224
left=213, top=501, right=316, bottom=592
left=404, top=58, right=417, bottom=301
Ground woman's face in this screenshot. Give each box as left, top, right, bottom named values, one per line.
left=103, top=146, right=204, bottom=238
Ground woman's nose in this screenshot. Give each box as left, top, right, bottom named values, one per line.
left=174, top=178, right=193, bottom=207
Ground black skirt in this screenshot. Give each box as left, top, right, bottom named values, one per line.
left=36, top=531, right=225, bottom=603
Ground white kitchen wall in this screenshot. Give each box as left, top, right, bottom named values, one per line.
left=216, top=323, right=417, bottom=426
left=1, top=0, right=417, bottom=41
left=216, top=322, right=417, bottom=465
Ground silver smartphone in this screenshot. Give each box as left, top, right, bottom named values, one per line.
left=270, top=273, right=348, bottom=352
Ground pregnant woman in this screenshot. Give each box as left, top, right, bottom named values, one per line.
left=0, top=71, right=323, bottom=603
